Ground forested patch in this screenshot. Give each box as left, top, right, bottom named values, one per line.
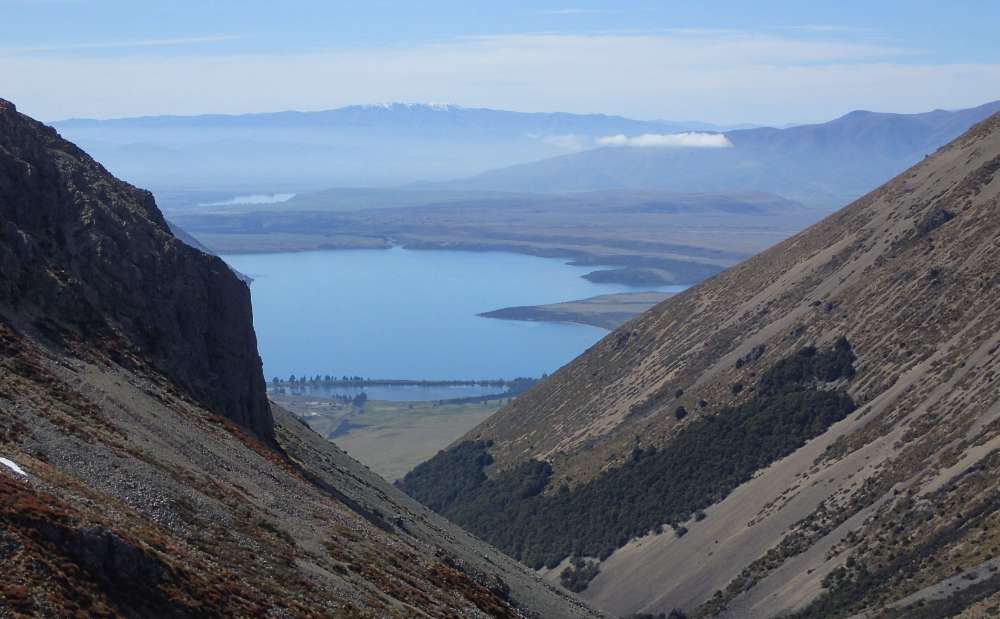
left=400, top=340, right=857, bottom=585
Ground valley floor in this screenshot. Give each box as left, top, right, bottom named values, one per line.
left=272, top=394, right=503, bottom=480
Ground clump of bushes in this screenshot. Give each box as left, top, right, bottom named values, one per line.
left=394, top=440, right=495, bottom=513
left=757, top=337, right=855, bottom=394
left=559, top=557, right=600, bottom=592
left=735, top=343, right=767, bottom=368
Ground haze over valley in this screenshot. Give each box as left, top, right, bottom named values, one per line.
left=4, top=2, right=1000, bottom=617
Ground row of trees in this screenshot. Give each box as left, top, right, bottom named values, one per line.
left=270, top=375, right=515, bottom=387
left=266, top=389, right=369, bottom=407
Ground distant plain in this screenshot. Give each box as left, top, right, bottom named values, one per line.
left=273, top=394, right=503, bottom=480
left=181, top=188, right=817, bottom=287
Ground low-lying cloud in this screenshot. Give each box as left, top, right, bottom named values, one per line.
left=198, top=193, right=296, bottom=206
left=597, top=132, right=733, bottom=148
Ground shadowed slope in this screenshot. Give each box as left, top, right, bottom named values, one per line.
left=0, top=98, right=599, bottom=618
left=0, top=98, right=272, bottom=440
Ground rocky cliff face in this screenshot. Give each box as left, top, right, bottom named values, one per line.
left=0, top=99, right=272, bottom=440
left=406, top=112, right=1000, bottom=617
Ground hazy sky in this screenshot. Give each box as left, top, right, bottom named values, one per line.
left=3, top=0, right=999, bottom=124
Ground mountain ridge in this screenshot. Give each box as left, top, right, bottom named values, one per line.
left=439, top=100, right=1000, bottom=206
left=52, top=102, right=718, bottom=134
left=50, top=103, right=694, bottom=190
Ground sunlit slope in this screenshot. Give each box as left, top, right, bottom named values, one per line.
left=404, top=112, right=1000, bottom=617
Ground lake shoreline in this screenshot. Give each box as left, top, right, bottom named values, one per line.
left=268, top=377, right=538, bottom=404
left=202, top=233, right=725, bottom=286
left=270, top=377, right=511, bottom=388
left=222, top=246, right=667, bottom=381
left=480, top=291, right=676, bottom=330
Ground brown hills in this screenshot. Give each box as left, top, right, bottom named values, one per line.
left=0, top=99, right=598, bottom=618
left=403, top=112, right=1000, bottom=617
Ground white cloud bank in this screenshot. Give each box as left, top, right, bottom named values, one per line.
left=198, top=193, right=296, bottom=206
left=597, top=132, right=733, bottom=148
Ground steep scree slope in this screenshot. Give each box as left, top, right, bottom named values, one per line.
left=0, top=99, right=598, bottom=618
left=406, top=112, right=1000, bottom=617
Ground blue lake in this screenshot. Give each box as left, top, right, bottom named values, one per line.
left=223, top=247, right=683, bottom=383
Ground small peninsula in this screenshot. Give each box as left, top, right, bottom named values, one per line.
left=480, top=291, right=673, bottom=330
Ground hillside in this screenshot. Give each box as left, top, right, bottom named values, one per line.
left=401, top=111, right=1000, bottom=617
left=0, top=99, right=598, bottom=618
left=442, top=100, right=1000, bottom=207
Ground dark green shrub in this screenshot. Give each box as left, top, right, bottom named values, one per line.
left=400, top=341, right=857, bottom=572
left=559, top=557, right=600, bottom=592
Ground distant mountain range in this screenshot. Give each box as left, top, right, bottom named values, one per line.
left=439, top=100, right=1000, bottom=206
left=58, top=102, right=723, bottom=135
left=54, top=100, right=1000, bottom=208
left=53, top=103, right=708, bottom=191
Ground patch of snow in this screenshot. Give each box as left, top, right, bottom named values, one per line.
left=0, top=457, right=27, bottom=477
left=361, top=102, right=460, bottom=112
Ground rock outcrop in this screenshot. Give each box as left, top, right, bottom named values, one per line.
left=0, top=98, right=272, bottom=440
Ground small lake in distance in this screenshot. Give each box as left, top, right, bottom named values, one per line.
left=224, top=247, right=685, bottom=389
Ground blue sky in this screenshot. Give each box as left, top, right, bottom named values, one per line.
left=3, top=1, right=999, bottom=123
